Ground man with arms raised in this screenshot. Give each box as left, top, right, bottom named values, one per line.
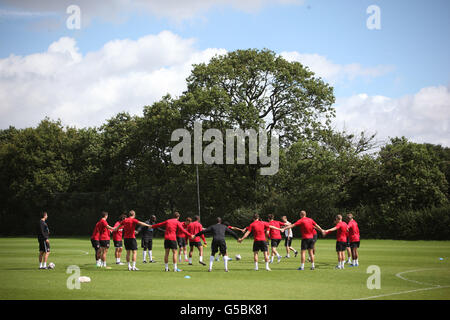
left=238, top=213, right=283, bottom=271
left=194, top=217, right=239, bottom=272
left=115, top=210, right=152, bottom=271
left=150, top=212, right=194, bottom=272
left=282, top=210, right=325, bottom=271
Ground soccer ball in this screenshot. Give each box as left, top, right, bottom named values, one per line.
left=235, top=254, right=241, bottom=261
left=48, top=262, right=55, bottom=269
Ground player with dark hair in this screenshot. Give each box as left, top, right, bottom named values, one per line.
left=238, top=213, right=283, bottom=271
left=136, top=215, right=158, bottom=263
left=177, top=217, right=191, bottom=263
left=112, top=213, right=127, bottom=265
left=90, top=218, right=102, bottom=267
left=346, top=213, right=360, bottom=267
left=194, top=217, right=239, bottom=272
left=150, top=212, right=194, bottom=272
left=267, top=214, right=285, bottom=264
left=186, top=215, right=207, bottom=266
left=38, top=212, right=50, bottom=269
left=97, top=211, right=116, bottom=268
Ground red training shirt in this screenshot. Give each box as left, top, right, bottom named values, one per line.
left=247, top=220, right=270, bottom=242
left=187, top=221, right=206, bottom=243
left=176, top=222, right=188, bottom=238
left=91, top=222, right=100, bottom=240
left=293, top=217, right=317, bottom=240
left=152, top=218, right=192, bottom=241
left=347, top=220, right=360, bottom=242
left=335, top=221, right=348, bottom=242
left=120, top=217, right=140, bottom=239
left=97, top=218, right=111, bottom=241
left=112, top=221, right=123, bottom=241
left=268, top=220, right=284, bottom=240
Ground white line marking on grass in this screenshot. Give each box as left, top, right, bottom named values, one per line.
left=354, top=285, right=450, bottom=300
left=395, top=268, right=440, bottom=287
left=355, top=268, right=449, bottom=300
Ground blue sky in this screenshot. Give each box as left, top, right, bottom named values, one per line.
left=0, top=0, right=449, bottom=145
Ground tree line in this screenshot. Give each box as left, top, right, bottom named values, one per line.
left=0, top=49, right=448, bottom=239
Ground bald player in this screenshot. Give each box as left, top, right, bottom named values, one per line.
left=281, top=210, right=325, bottom=271
left=324, top=214, right=349, bottom=270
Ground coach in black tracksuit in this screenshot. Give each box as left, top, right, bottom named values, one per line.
left=136, top=215, right=163, bottom=263
left=194, top=217, right=239, bottom=272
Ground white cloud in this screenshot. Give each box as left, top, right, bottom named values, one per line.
left=1, top=0, right=304, bottom=23
left=1, top=31, right=447, bottom=146
left=0, top=31, right=226, bottom=128
left=281, top=51, right=394, bottom=84
left=334, top=86, right=450, bottom=146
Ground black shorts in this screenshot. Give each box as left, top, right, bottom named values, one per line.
left=284, top=237, right=293, bottom=247
left=336, top=241, right=347, bottom=252
left=113, top=240, right=122, bottom=248
left=38, top=239, right=50, bottom=252
left=91, top=239, right=100, bottom=251
left=164, top=240, right=178, bottom=250
left=253, top=240, right=268, bottom=252
left=301, top=238, right=315, bottom=250
left=141, top=238, right=153, bottom=250
left=313, top=234, right=318, bottom=243
left=177, top=237, right=186, bottom=248
left=99, top=240, right=110, bottom=248
left=124, top=238, right=138, bottom=251
left=271, top=239, right=281, bottom=248
left=211, top=239, right=227, bottom=255
left=190, top=241, right=202, bottom=248
left=346, top=237, right=350, bottom=247
left=350, top=241, right=360, bottom=248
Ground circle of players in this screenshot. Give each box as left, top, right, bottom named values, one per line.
left=37, top=210, right=360, bottom=272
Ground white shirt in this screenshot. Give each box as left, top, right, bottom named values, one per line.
left=284, top=221, right=293, bottom=238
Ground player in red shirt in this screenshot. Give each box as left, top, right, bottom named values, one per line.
left=151, top=211, right=194, bottom=272
left=90, top=220, right=101, bottom=266
left=238, top=213, right=283, bottom=271
left=186, top=215, right=207, bottom=266
left=267, top=214, right=285, bottom=264
left=115, top=210, right=152, bottom=271
left=281, top=211, right=325, bottom=270
left=346, top=213, right=360, bottom=267
left=324, top=214, right=349, bottom=269
left=177, top=217, right=191, bottom=263
left=96, top=211, right=117, bottom=268
left=112, top=213, right=126, bottom=265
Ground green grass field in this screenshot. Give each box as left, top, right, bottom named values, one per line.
left=0, top=237, right=449, bottom=300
